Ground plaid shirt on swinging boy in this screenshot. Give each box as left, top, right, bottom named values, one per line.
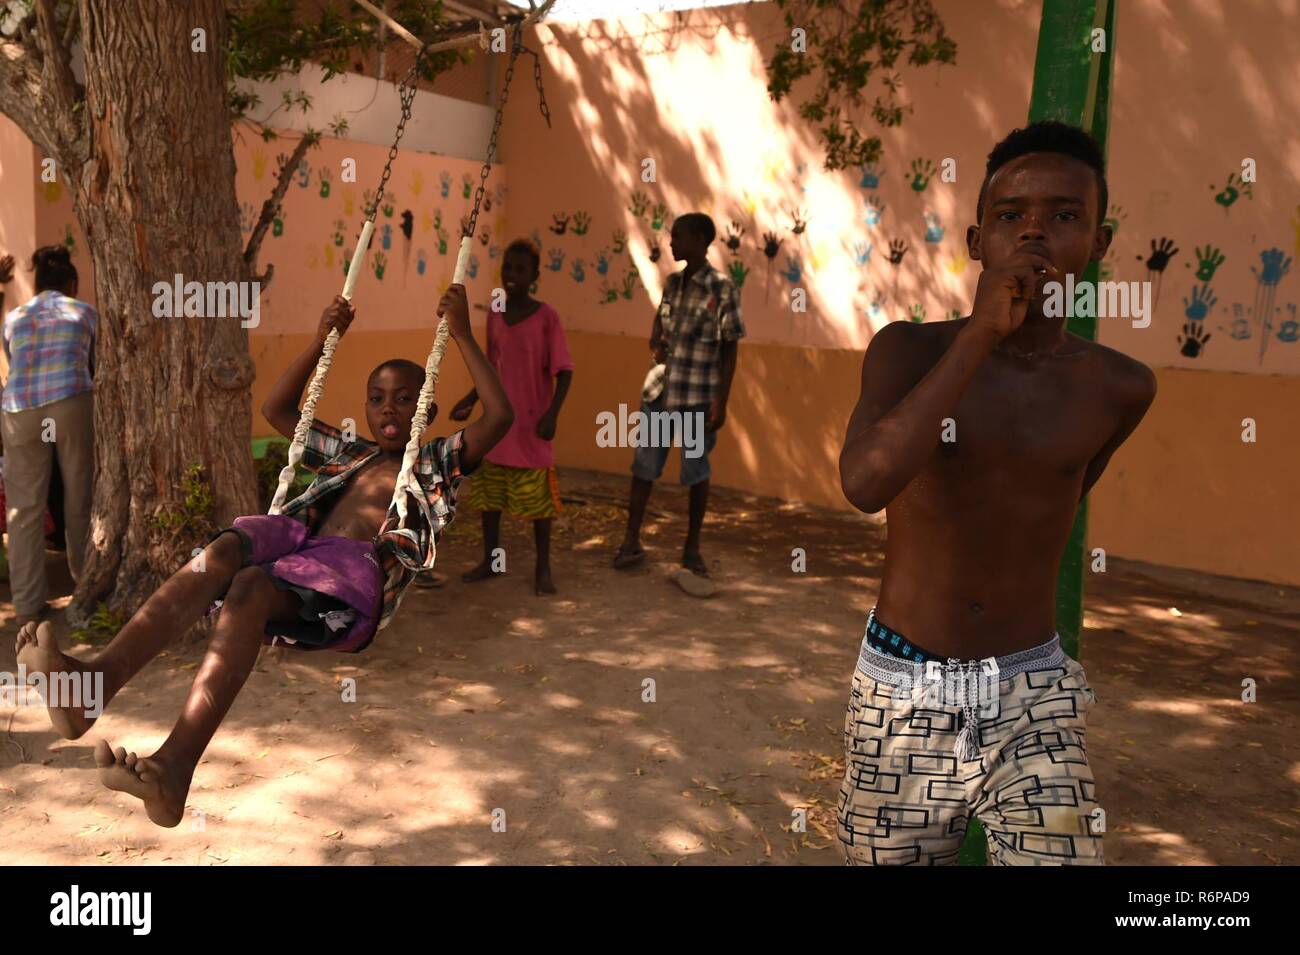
left=656, top=264, right=745, bottom=410
left=281, top=418, right=474, bottom=633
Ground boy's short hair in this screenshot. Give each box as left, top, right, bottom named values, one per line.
left=504, top=237, right=541, bottom=272
left=976, top=121, right=1108, bottom=224
left=369, top=358, right=426, bottom=391
left=674, top=212, right=716, bottom=245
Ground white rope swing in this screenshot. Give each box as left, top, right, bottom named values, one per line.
left=267, top=3, right=553, bottom=565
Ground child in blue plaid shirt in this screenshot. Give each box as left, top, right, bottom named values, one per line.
left=16, top=285, right=513, bottom=827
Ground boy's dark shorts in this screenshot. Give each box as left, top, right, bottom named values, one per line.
left=206, top=514, right=383, bottom=653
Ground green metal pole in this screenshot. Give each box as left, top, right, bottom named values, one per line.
left=959, top=0, right=1116, bottom=867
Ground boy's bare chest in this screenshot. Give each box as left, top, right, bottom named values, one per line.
left=317, top=457, right=401, bottom=533
left=938, top=359, right=1113, bottom=477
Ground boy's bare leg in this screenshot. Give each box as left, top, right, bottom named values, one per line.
left=14, top=531, right=245, bottom=739
left=534, top=518, right=555, bottom=595
left=95, top=564, right=301, bottom=828
left=615, top=477, right=653, bottom=567
left=683, top=479, right=709, bottom=575
left=463, top=510, right=503, bottom=581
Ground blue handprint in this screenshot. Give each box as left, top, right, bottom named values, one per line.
left=571, top=258, right=585, bottom=283
left=853, top=241, right=873, bottom=266
left=1252, top=248, right=1293, bottom=286
left=548, top=247, right=565, bottom=272
left=859, top=164, right=883, bottom=190
left=467, top=254, right=479, bottom=279
left=780, top=255, right=802, bottom=284
left=1182, top=284, right=1216, bottom=321
left=438, top=170, right=451, bottom=197
left=596, top=250, right=610, bottom=275
left=488, top=243, right=501, bottom=259
left=1278, top=303, right=1299, bottom=343
left=1222, top=304, right=1252, bottom=340
left=381, top=223, right=393, bottom=251
left=868, top=299, right=884, bottom=318
left=864, top=195, right=885, bottom=227
left=416, top=249, right=427, bottom=275
left=923, top=212, right=944, bottom=244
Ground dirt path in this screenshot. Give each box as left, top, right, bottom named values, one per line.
left=1, top=468, right=1295, bottom=865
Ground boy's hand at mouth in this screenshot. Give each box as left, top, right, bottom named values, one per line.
left=438, top=283, right=472, bottom=341
left=970, top=250, right=1061, bottom=342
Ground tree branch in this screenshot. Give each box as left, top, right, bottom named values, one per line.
left=33, top=0, right=85, bottom=159
left=0, top=17, right=60, bottom=158
left=243, top=133, right=314, bottom=280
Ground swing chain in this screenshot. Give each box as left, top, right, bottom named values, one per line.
left=369, top=45, right=431, bottom=220
left=465, top=22, right=551, bottom=241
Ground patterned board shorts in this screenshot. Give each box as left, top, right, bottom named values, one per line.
left=836, top=620, right=1104, bottom=866
left=467, top=459, right=562, bottom=520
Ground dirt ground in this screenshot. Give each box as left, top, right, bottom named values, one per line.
left=1, top=467, right=1296, bottom=866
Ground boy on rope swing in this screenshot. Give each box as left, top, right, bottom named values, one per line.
left=836, top=122, right=1156, bottom=865
left=15, top=284, right=513, bottom=827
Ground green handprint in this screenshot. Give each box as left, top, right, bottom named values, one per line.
left=373, top=251, right=387, bottom=280
left=1103, top=203, right=1127, bottom=236
left=1195, top=245, right=1226, bottom=282
left=318, top=167, right=332, bottom=199
left=572, top=210, right=591, bottom=236
left=908, top=158, right=935, bottom=192
left=629, top=192, right=650, bottom=218
left=909, top=304, right=926, bottom=323
left=382, top=200, right=394, bottom=218
left=650, top=202, right=668, bottom=230
left=620, top=269, right=640, bottom=300
left=611, top=229, right=627, bottom=254
left=1211, top=172, right=1253, bottom=208
left=462, top=173, right=473, bottom=199
left=333, top=220, right=345, bottom=247
left=600, top=282, right=619, bottom=304
left=436, top=226, right=448, bottom=255
left=727, top=259, right=750, bottom=289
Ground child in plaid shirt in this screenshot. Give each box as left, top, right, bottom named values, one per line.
left=15, top=285, right=513, bottom=827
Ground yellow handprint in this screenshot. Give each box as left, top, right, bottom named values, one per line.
left=945, top=251, right=969, bottom=275
left=42, top=179, right=63, bottom=203
left=741, top=191, right=758, bottom=217
left=252, top=148, right=267, bottom=181
left=324, top=243, right=334, bottom=269
left=411, top=169, right=425, bottom=197
left=342, top=186, right=355, bottom=217
left=421, top=208, right=434, bottom=234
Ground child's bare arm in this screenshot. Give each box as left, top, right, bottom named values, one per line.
left=1078, top=357, right=1157, bottom=500
left=261, top=297, right=355, bottom=438
left=437, top=284, right=512, bottom=467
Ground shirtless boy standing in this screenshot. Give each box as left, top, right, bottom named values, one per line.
left=836, top=122, right=1156, bottom=865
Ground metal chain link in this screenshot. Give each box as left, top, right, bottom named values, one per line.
left=466, top=21, right=551, bottom=240
left=369, top=46, right=431, bottom=220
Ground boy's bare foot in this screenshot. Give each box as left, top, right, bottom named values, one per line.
left=94, top=739, right=189, bottom=828
left=461, top=559, right=503, bottom=583
left=682, top=551, right=709, bottom=576
left=613, top=544, right=645, bottom=570
left=15, top=621, right=99, bottom=739
left=535, top=567, right=556, bottom=596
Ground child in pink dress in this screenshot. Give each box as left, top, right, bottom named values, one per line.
left=451, top=239, right=574, bottom=595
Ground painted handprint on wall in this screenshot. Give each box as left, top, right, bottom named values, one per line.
left=923, top=212, right=944, bottom=244
left=1103, top=203, right=1127, bottom=236
left=762, top=232, right=782, bottom=260
left=550, top=212, right=570, bottom=235
left=1194, top=245, right=1225, bottom=282
left=629, top=191, right=650, bottom=218
left=239, top=201, right=256, bottom=234
left=651, top=203, right=669, bottom=231
left=910, top=304, right=926, bottom=323
left=1182, top=284, right=1216, bottom=321
left=725, top=222, right=745, bottom=254
left=410, top=170, right=424, bottom=197
left=372, top=251, right=387, bottom=280
left=467, top=254, right=480, bottom=279
left=548, top=247, right=565, bottom=272
left=859, top=164, right=883, bottom=190
left=908, top=158, right=935, bottom=192
left=1177, top=322, right=1210, bottom=358
left=780, top=255, right=802, bottom=283
left=571, top=258, right=585, bottom=283
left=649, top=240, right=661, bottom=264
left=945, top=251, right=968, bottom=275
left=596, top=249, right=611, bottom=275
left=852, top=241, right=873, bottom=266
left=318, top=167, right=332, bottom=198
left=461, top=172, right=473, bottom=199
left=295, top=159, right=311, bottom=188
left=864, top=195, right=885, bottom=227
left=727, top=259, right=750, bottom=289
left=790, top=208, right=808, bottom=236
left=1277, top=303, right=1298, bottom=343
left=381, top=224, right=392, bottom=251
left=252, top=148, right=267, bottom=181
left=342, top=187, right=356, bottom=217
left=620, top=270, right=640, bottom=300
left=887, top=239, right=909, bottom=266
left=1141, top=237, right=1179, bottom=272
left=438, top=170, right=451, bottom=197
left=611, top=229, right=628, bottom=255
left=1211, top=172, right=1253, bottom=208
left=417, top=249, right=427, bottom=275
left=572, top=211, right=591, bottom=236
left=1251, top=248, right=1292, bottom=287
left=436, top=226, right=448, bottom=255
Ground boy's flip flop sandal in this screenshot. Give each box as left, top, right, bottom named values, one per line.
left=671, top=568, right=715, bottom=598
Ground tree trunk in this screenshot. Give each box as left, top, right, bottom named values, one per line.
left=69, top=0, right=257, bottom=622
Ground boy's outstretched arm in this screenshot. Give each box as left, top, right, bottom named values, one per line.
left=438, top=284, right=512, bottom=467
left=261, top=297, right=355, bottom=439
